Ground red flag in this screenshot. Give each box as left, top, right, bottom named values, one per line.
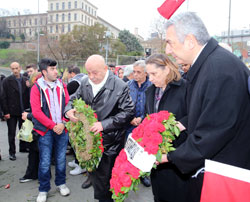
left=200, top=160, right=250, bottom=202
left=157, top=0, right=185, bottom=19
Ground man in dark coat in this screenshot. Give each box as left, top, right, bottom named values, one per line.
left=1, top=62, right=30, bottom=160
left=65, top=54, right=134, bottom=202
left=161, top=12, right=250, bottom=202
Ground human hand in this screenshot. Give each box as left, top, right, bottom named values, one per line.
left=155, top=154, right=168, bottom=165
left=22, top=112, right=28, bottom=120
left=176, top=121, right=186, bottom=132
left=4, top=114, right=10, bottom=119
left=53, top=123, right=65, bottom=135
left=90, top=122, right=103, bottom=135
left=66, top=109, right=78, bottom=122
left=130, top=118, right=138, bottom=126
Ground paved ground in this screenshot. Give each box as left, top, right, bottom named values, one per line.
left=0, top=120, right=154, bottom=202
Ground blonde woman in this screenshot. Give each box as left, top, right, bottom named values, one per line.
left=145, top=53, right=189, bottom=202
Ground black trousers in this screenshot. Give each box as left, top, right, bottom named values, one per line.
left=23, top=139, right=39, bottom=179
left=6, top=116, right=27, bottom=155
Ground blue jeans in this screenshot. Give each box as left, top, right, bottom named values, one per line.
left=38, top=130, right=68, bottom=192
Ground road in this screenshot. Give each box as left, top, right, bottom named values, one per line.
left=0, top=120, right=154, bottom=202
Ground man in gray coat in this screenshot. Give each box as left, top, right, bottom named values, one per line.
left=65, top=55, right=134, bottom=202
left=159, top=12, right=250, bottom=202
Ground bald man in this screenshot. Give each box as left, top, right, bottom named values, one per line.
left=65, top=55, right=134, bottom=202
left=1, top=62, right=30, bottom=160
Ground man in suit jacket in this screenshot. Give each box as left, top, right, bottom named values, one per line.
left=1, top=62, right=30, bottom=160
left=160, top=12, right=250, bottom=202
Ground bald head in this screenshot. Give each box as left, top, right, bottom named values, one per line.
left=85, top=55, right=108, bottom=84
left=10, top=62, right=21, bottom=78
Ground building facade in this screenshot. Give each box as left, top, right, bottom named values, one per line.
left=0, top=0, right=120, bottom=41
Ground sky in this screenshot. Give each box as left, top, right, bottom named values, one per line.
left=1, top=0, right=250, bottom=39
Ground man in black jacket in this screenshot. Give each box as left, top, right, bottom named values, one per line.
left=65, top=54, right=134, bottom=202
left=1, top=62, right=30, bottom=160
left=160, top=12, right=250, bottom=202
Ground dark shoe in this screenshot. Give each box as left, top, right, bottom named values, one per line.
left=19, top=177, right=35, bottom=183
left=140, top=176, right=151, bottom=187
left=81, top=176, right=92, bottom=189
left=9, top=154, right=16, bottom=161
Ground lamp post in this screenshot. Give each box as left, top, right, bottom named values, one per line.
left=37, top=0, right=40, bottom=64
left=105, top=31, right=111, bottom=64
left=227, top=0, right=231, bottom=45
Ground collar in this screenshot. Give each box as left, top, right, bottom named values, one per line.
left=187, top=38, right=218, bottom=83
left=191, top=43, right=207, bottom=66
left=37, top=76, right=62, bottom=91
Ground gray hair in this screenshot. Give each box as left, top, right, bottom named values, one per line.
left=133, top=60, right=146, bottom=72
left=165, top=12, right=210, bottom=45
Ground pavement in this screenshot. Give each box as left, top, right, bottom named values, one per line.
left=0, top=120, right=154, bottom=202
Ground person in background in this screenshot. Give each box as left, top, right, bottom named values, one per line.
left=163, top=12, right=250, bottom=202
left=122, top=65, right=134, bottom=82
left=180, top=64, right=191, bottom=79
left=25, top=64, right=39, bottom=87
left=126, top=60, right=152, bottom=187
left=145, top=53, right=188, bottom=202
left=108, top=64, right=116, bottom=75
left=30, top=58, right=70, bottom=202
left=0, top=74, right=6, bottom=121
left=19, top=72, right=42, bottom=183
left=65, top=55, right=134, bottom=202
left=1, top=62, right=30, bottom=160
left=66, top=65, right=87, bottom=176
left=117, top=68, right=124, bottom=79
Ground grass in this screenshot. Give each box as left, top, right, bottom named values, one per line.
left=0, top=49, right=26, bottom=60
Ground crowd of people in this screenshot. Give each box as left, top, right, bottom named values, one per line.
left=0, top=11, right=250, bottom=202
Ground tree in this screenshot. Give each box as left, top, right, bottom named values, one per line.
left=118, top=30, right=144, bottom=55
left=20, top=33, right=25, bottom=42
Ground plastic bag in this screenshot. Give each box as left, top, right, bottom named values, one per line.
left=17, top=119, right=33, bottom=142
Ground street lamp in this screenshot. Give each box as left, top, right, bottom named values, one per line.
left=37, top=0, right=40, bottom=64
left=105, top=31, right=111, bottom=64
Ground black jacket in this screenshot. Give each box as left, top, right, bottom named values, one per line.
left=145, top=79, right=189, bottom=202
left=65, top=70, right=135, bottom=155
left=170, top=38, right=250, bottom=175
left=1, top=74, right=30, bottom=116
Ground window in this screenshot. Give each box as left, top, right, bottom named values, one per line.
left=85, top=5, right=87, bottom=11
left=56, top=14, right=59, bottom=22
left=29, top=19, right=32, bottom=25
left=68, top=2, right=71, bottom=9
left=56, top=3, right=59, bottom=10
left=35, top=18, right=37, bottom=25
left=50, top=3, right=53, bottom=11
left=62, top=24, right=65, bottom=33
left=88, top=6, right=90, bottom=13
left=14, top=20, right=16, bottom=27
left=74, top=1, right=77, bottom=8
left=29, top=28, right=32, bottom=35
left=40, top=18, right=43, bottom=25
left=88, top=17, right=90, bottom=25
left=62, top=13, right=65, bottom=22
left=50, top=15, right=53, bottom=23
left=56, top=25, right=58, bottom=33
left=82, top=2, right=84, bottom=9
left=62, top=2, right=65, bottom=10
left=81, top=14, right=83, bottom=21
left=85, top=15, right=87, bottom=24
left=50, top=26, right=53, bottom=33
left=68, top=24, right=71, bottom=32
left=8, top=21, right=11, bottom=26
left=74, top=13, right=77, bottom=21
left=68, top=13, right=71, bottom=21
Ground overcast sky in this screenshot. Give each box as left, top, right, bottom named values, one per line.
left=1, top=0, right=250, bottom=39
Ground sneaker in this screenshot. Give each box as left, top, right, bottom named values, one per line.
left=57, top=184, right=70, bottom=196
left=9, top=154, right=16, bottom=161
left=69, top=165, right=86, bottom=175
left=36, top=192, right=47, bottom=202
left=19, top=177, right=34, bottom=183
left=68, top=160, right=77, bottom=168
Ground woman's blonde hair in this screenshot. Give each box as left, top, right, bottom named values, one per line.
left=145, top=53, right=181, bottom=84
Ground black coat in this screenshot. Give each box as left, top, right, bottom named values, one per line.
left=65, top=71, right=135, bottom=155
left=1, top=74, right=30, bottom=116
left=145, top=79, right=189, bottom=202
left=170, top=38, right=250, bottom=200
